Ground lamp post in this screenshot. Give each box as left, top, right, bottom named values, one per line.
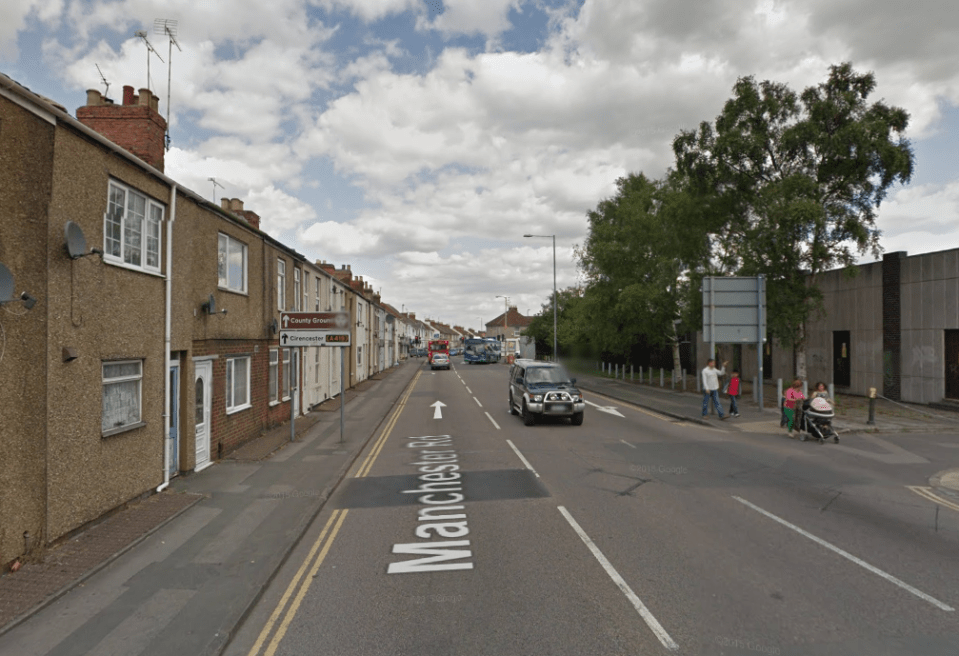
left=495, top=295, right=509, bottom=341
left=523, top=234, right=557, bottom=361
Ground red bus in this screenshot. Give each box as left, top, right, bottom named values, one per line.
left=428, top=340, right=449, bottom=364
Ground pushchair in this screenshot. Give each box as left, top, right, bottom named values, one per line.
left=780, top=396, right=839, bottom=443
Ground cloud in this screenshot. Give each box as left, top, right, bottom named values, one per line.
left=311, top=0, right=421, bottom=22
left=419, top=0, right=522, bottom=38
left=875, top=180, right=959, bottom=256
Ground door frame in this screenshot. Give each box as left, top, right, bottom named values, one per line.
left=194, top=360, right=213, bottom=472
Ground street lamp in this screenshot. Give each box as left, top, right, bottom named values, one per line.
left=495, top=295, right=509, bottom=342
left=523, top=234, right=557, bottom=361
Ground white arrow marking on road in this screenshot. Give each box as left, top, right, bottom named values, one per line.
left=431, top=401, right=446, bottom=419
left=584, top=399, right=624, bottom=417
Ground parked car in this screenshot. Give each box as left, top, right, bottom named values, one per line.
left=430, top=353, right=451, bottom=370
left=508, top=361, right=584, bottom=425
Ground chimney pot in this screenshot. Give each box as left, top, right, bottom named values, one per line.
left=230, top=198, right=244, bottom=212
left=138, top=88, right=151, bottom=107
left=220, top=198, right=230, bottom=210
left=85, top=89, right=102, bottom=106
left=123, top=85, right=135, bottom=106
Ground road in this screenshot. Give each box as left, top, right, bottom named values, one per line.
left=224, top=357, right=959, bottom=656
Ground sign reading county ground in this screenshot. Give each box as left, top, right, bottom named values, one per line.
left=279, top=312, right=351, bottom=346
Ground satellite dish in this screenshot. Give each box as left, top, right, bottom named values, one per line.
left=65, top=222, right=88, bottom=259
left=0, top=263, right=14, bottom=303
left=385, top=314, right=395, bottom=324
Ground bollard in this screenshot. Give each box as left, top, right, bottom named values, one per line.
left=802, top=381, right=808, bottom=399
left=650, top=367, right=653, bottom=385
left=639, top=366, right=643, bottom=383
left=867, top=387, right=876, bottom=425
left=828, top=382, right=835, bottom=402
left=615, top=363, right=618, bottom=378
left=660, top=368, right=664, bottom=387
left=630, top=365, right=633, bottom=382
left=683, top=368, right=687, bottom=391
left=696, top=370, right=700, bottom=392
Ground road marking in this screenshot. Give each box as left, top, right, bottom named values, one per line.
left=585, top=390, right=673, bottom=422
left=354, top=370, right=420, bottom=478
left=620, top=439, right=637, bottom=449
left=557, top=506, right=679, bottom=651
left=247, top=509, right=348, bottom=656
left=431, top=400, right=446, bottom=419
left=485, top=411, right=501, bottom=430
left=465, top=386, right=472, bottom=394
left=907, top=486, right=959, bottom=513
left=584, top=399, right=625, bottom=417
left=733, top=496, right=954, bottom=612
left=506, top=439, right=539, bottom=477
left=473, top=397, right=483, bottom=407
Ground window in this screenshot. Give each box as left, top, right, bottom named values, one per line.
left=294, top=269, right=301, bottom=311
left=315, top=347, right=320, bottom=384
left=358, top=346, right=362, bottom=365
left=226, top=356, right=251, bottom=413
left=282, top=348, right=291, bottom=400
left=304, top=274, right=310, bottom=313
left=102, top=360, right=143, bottom=434
left=277, top=259, right=286, bottom=310
left=315, top=281, right=320, bottom=311
left=104, top=181, right=163, bottom=273
left=269, top=349, right=279, bottom=403
left=217, top=233, right=248, bottom=293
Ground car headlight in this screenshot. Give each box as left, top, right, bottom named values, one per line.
left=531, top=395, right=543, bottom=402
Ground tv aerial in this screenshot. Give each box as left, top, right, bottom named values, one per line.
left=95, top=64, right=110, bottom=99
left=208, top=177, right=224, bottom=203
left=154, top=18, right=182, bottom=149
left=135, top=29, right=164, bottom=93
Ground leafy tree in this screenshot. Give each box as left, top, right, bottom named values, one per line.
left=525, top=287, right=589, bottom=359
left=673, top=62, right=913, bottom=376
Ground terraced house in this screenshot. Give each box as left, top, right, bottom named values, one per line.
left=0, top=73, right=402, bottom=568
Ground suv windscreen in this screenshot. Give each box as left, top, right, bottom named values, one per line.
left=524, top=366, right=573, bottom=385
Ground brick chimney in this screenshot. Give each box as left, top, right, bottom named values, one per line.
left=219, top=198, right=261, bottom=230
left=316, top=260, right=337, bottom=274
left=77, top=85, right=167, bottom=171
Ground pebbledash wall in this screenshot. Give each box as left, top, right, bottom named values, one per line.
left=695, top=247, right=959, bottom=405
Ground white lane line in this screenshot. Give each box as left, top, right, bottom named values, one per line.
left=620, top=439, right=637, bottom=449
left=485, top=411, right=501, bottom=430
left=506, top=439, right=539, bottom=477
left=557, top=506, right=679, bottom=651
left=733, top=496, right=955, bottom=612
left=474, top=397, right=483, bottom=407
left=466, top=387, right=472, bottom=394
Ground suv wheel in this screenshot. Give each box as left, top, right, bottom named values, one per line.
left=522, top=400, right=536, bottom=426
left=570, top=412, right=584, bottom=426
left=509, top=392, right=518, bottom=415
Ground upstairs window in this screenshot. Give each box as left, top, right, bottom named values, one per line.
left=217, top=234, right=248, bottom=293
left=277, top=259, right=286, bottom=311
left=294, top=269, right=301, bottom=311
left=104, top=181, right=163, bottom=273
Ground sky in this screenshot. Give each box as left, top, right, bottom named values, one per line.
left=3, top=0, right=958, bottom=332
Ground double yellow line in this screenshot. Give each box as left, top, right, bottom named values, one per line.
left=907, top=485, right=959, bottom=513
left=355, top=369, right=420, bottom=477
left=246, top=369, right=421, bottom=656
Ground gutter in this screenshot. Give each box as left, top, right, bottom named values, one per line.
left=158, top=184, right=177, bottom=492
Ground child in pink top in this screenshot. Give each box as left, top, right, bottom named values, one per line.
left=784, top=378, right=805, bottom=437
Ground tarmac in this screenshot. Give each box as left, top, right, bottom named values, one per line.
left=2, top=358, right=958, bottom=648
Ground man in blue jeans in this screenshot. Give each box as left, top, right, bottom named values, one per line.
left=701, top=359, right=727, bottom=419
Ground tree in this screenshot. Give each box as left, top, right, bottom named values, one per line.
left=525, top=287, right=589, bottom=359
left=673, top=62, right=913, bottom=376
left=578, top=172, right=710, bottom=369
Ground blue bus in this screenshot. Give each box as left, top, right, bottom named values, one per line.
left=464, top=338, right=501, bottom=364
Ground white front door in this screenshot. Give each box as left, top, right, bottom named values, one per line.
left=194, top=361, right=212, bottom=471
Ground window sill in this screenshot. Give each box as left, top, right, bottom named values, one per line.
left=269, top=400, right=280, bottom=407
left=102, top=421, right=147, bottom=438
left=103, top=257, right=164, bottom=278
left=217, top=286, right=249, bottom=297
left=226, top=403, right=252, bottom=415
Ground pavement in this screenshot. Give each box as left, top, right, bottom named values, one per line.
left=0, top=361, right=418, bottom=651
left=573, top=369, right=959, bottom=436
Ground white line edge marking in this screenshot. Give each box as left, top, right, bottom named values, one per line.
left=506, top=439, right=538, bottom=477
left=557, top=506, right=679, bottom=651
left=485, top=411, right=501, bottom=430
left=473, top=397, right=483, bottom=407
left=465, top=387, right=472, bottom=394
left=620, top=439, right=637, bottom=449
left=733, top=496, right=954, bottom=612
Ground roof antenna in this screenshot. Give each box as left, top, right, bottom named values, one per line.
left=208, top=177, right=224, bottom=204
left=95, top=64, right=110, bottom=100
left=134, top=29, right=164, bottom=93
left=154, top=18, right=181, bottom=150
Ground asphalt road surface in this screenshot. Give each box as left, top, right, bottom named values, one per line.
left=224, top=357, right=959, bottom=656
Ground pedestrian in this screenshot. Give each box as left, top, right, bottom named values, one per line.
left=727, top=369, right=741, bottom=417
left=811, top=381, right=830, bottom=401
left=701, top=359, right=727, bottom=420
left=783, top=378, right=805, bottom=438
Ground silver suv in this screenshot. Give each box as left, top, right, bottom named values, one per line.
left=508, top=361, right=585, bottom=426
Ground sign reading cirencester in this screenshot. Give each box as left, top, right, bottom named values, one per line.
left=279, top=312, right=351, bottom=347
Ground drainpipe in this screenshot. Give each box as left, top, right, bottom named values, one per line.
left=157, top=184, right=177, bottom=493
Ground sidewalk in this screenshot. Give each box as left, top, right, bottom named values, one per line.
left=574, top=370, right=959, bottom=435
left=0, top=361, right=418, bottom=650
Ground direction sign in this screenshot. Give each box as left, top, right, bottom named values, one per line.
left=702, top=277, right=766, bottom=343
left=279, top=331, right=352, bottom=347
left=280, top=312, right=350, bottom=331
